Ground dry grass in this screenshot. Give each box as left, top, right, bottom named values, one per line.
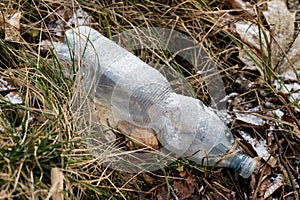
left=0, top=0, right=299, bottom=199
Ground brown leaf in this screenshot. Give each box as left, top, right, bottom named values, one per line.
left=95, top=102, right=117, bottom=128
left=259, top=177, right=270, bottom=197
left=94, top=102, right=117, bottom=141
left=173, top=170, right=195, bottom=199
left=141, top=173, right=155, bottom=184
left=117, top=120, right=159, bottom=150
left=155, top=186, right=169, bottom=200
left=4, top=10, right=21, bottom=42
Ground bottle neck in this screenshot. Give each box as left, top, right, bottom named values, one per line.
left=208, top=153, right=257, bottom=178
left=233, top=154, right=257, bottom=178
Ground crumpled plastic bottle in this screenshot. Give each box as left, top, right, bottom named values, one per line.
left=53, top=26, right=257, bottom=178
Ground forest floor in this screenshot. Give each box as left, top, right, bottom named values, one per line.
left=0, top=0, right=299, bottom=199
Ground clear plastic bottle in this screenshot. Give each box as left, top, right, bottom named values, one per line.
left=54, top=26, right=257, bottom=178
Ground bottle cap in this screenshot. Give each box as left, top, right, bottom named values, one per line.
left=238, top=156, right=257, bottom=178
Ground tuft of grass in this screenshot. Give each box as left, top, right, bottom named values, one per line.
left=0, top=48, right=72, bottom=198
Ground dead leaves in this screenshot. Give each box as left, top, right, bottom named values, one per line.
left=252, top=162, right=287, bottom=199
left=0, top=10, right=21, bottom=42
left=262, top=0, right=295, bottom=68
left=1, top=7, right=93, bottom=44
left=0, top=74, right=24, bottom=105
left=47, top=8, right=92, bottom=39
left=0, top=75, right=24, bottom=132
left=260, top=174, right=284, bottom=199
left=230, top=0, right=300, bottom=75
left=3, top=91, right=23, bottom=104
left=172, top=171, right=196, bottom=199
left=154, top=169, right=197, bottom=200
left=240, top=131, right=277, bottom=168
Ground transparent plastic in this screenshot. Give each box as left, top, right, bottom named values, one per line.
left=54, top=26, right=257, bottom=178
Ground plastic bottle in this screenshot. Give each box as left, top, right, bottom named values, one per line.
left=53, top=26, right=257, bottom=178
